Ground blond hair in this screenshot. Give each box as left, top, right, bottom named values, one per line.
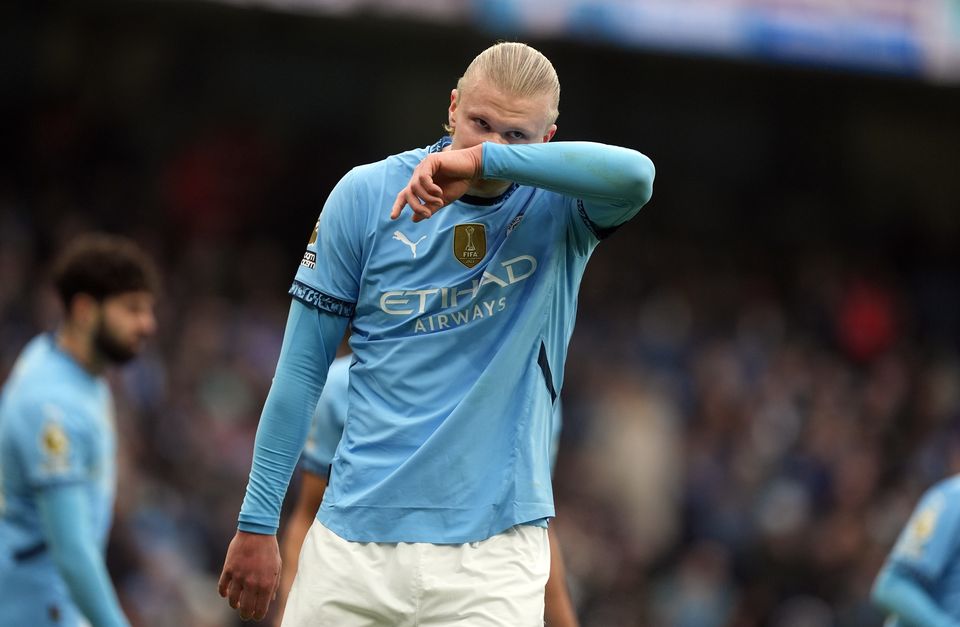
left=452, top=42, right=560, bottom=127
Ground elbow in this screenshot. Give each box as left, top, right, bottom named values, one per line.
left=871, top=575, right=887, bottom=608
left=623, top=152, right=655, bottom=209
left=871, top=567, right=895, bottom=612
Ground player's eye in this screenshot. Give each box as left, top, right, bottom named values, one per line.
left=474, top=118, right=490, bottom=130
left=507, top=131, right=526, bottom=141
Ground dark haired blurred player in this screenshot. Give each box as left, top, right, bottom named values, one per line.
left=0, top=234, right=158, bottom=627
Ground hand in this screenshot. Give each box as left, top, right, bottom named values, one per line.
left=391, top=144, right=483, bottom=222
left=218, top=530, right=282, bottom=621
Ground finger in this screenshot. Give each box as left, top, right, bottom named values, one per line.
left=406, top=191, right=432, bottom=220
left=414, top=202, right=433, bottom=220
left=411, top=202, right=434, bottom=222
left=238, top=586, right=256, bottom=620
left=217, top=569, right=231, bottom=598
left=409, top=185, right=443, bottom=218
left=228, top=578, right=243, bottom=610
left=415, top=173, right=443, bottom=207
left=253, top=586, right=272, bottom=621
left=390, top=191, right=407, bottom=220
left=411, top=187, right=442, bottom=211
left=272, top=568, right=282, bottom=601
left=392, top=188, right=431, bottom=221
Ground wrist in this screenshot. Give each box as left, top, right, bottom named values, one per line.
left=471, top=143, right=485, bottom=178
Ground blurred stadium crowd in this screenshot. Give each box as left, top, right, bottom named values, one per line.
left=2, top=2, right=960, bottom=626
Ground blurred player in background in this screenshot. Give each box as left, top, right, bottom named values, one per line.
left=0, top=234, right=158, bottom=627
left=872, top=454, right=960, bottom=626
left=273, top=349, right=579, bottom=627
left=220, top=40, right=654, bottom=624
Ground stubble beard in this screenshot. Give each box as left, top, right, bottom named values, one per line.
left=93, top=318, right=140, bottom=365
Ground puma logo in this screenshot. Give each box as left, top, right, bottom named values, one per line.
left=393, top=231, right=427, bottom=258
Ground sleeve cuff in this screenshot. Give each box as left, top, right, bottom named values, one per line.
left=237, top=521, right=278, bottom=535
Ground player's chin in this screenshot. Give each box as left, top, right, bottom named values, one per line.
left=113, top=347, right=143, bottom=365
left=102, top=336, right=147, bottom=365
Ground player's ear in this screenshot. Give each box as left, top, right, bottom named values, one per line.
left=69, top=293, right=100, bottom=332
left=542, top=124, right=557, bottom=143
left=448, top=89, right=459, bottom=130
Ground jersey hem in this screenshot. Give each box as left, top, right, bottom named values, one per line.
left=317, top=502, right=555, bottom=544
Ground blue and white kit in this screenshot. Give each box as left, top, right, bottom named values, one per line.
left=0, top=334, right=127, bottom=626
left=239, top=137, right=654, bottom=544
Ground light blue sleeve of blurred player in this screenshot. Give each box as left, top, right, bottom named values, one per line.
left=872, top=478, right=960, bottom=627
left=17, top=399, right=94, bottom=489
left=36, top=486, right=130, bottom=627
left=299, top=356, right=351, bottom=478
left=15, top=396, right=128, bottom=626
left=890, top=482, right=960, bottom=582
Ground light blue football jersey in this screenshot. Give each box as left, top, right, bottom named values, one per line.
left=290, top=137, right=602, bottom=543
left=884, top=476, right=960, bottom=624
left=0, top=334, right=116, bottom=625
left=300, top=355, right=564, bottom=479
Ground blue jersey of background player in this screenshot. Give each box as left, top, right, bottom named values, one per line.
left=0, top=235, right=157, bottom=627
left=298, top=355, right=352, bottom=481
left=273, top=354, right=580, bottom=627
left=873, top=474, right=960, bottom=626
left=220, top=41, right=654, bottom=623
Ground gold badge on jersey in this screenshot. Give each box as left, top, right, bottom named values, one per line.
left=453, top=223, right=486, bottom=268
left=910, top=507, right=938, bottom=544
left=308, top=217, right=320, bottom=245
left=41, top=422, right=69, bottom=458
left=897, top=501, right=941, bottom=559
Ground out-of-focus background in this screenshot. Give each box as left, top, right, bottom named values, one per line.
left=2, top=1, right=960, bottom=625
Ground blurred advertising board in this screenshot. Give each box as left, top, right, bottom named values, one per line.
left=216, top=0, right=960, bottom=81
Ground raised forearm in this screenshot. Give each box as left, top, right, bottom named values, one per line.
left=481, top=141, right=655, bottom=227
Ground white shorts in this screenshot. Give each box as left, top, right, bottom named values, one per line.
left=281, top=520, right=550, bottom=627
